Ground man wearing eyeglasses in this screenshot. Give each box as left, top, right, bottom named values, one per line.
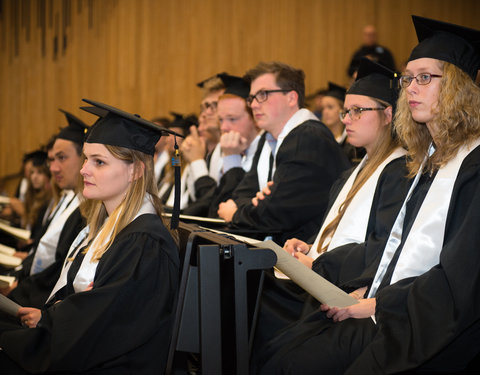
left=218, top=61, right=350, bottom=243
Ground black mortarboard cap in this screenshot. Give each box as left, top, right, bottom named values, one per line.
left=217, top=73, right=250, bottom=99
left=325, top=82, right=347, bottom=102
left=80, top=99, right=184, bottom=156
left=347, top=58, right=399, bottom=106
left=196, top=72, right=227, bottom=88
left=24, top=150, right=48, bottom=166
left=408, top=15, right=480, bottom=80
left=57, top=109, right=89, bottom=145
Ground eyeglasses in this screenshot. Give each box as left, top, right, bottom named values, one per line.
left=399, top=73, right=443, bottom=88
left=339, top=106, right=385, bottom=121
left=246, top=89, right=291, bottom=107
left=200, top=101, right=218, bottom=113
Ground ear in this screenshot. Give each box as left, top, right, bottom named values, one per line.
left=383, top=106, right=393, bottom=126
left=286, top=90, right=299, bottom=108
left=128, top=161, right=145, bottom=182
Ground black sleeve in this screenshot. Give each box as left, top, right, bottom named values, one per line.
left=207, top=167, right=246, bottom=217
left=9, top=208, right=86, bottom=308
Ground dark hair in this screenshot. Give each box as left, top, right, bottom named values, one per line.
left=244, top=61, right=306, bottom=108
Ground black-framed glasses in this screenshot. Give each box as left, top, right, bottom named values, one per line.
left=339, top=106, right=385, bottom=121
left=399, top=73, right=443, bottom=88
left=246, top=89, right=291, bottom=107
left=200, top=101, right=218, bottom=113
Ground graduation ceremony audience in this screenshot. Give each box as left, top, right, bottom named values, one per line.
left=1, top=10, right=479, bottom=375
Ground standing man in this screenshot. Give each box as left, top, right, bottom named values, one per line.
left=218, top=61, right=350, bottom=243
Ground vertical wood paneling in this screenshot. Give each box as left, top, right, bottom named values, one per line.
left=1, top=0, right=479, bottom=192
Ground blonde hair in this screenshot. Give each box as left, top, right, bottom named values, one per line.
left=317, top=98, right=401, bottom=253
left=80, top=145, right=173, bottom=261
left=395, top=61, right=480, bottom=177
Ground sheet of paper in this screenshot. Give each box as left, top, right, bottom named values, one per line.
left=0, top=275, right=16, bottom=288
left=253, top=240, right=359, bottom=308
left=0, top=253, right=22, bottom=268
left=0, top=293, right=22, bottom=317
left=0, top=243, right=16, bottom=256
left=0, top=221, right=31, bottom=241
left=0, top=196, right=10, bottom=204
left=163, top=213, right=226, bottom=224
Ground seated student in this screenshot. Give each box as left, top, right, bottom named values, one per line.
left=253, top=16, right=480, bottom=375
left=321, top=82, right=366, bottom=164
left=182, top=74, right=225, bottom=192
left=160, top=112, right=196, bottom=209
left=182, top=73, right=264, bottom=217
left=218, top=61, right=350, bottom=243
left=151, top=116, right=172, bottom=186
left=253, top=58, right=411, bottom=351
left=0, top=99, right=180, bottom=375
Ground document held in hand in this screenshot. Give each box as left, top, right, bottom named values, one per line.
left=254, top=240, right=359, bottom=308
left=0, top=293, right=22, bottom=317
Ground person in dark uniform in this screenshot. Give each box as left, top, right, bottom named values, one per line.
left=218, top=61, right=350, bottom=244
left=251, top=58, right=410, bottom=356
left=0, top=99, right=181, bottom=375
left=253, top=16, right=480, bottom=375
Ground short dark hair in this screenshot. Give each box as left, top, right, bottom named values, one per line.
left=244, top=61, right=306, bottom=108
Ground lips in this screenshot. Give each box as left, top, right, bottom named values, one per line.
left=409, top=100, right=420, bottom=108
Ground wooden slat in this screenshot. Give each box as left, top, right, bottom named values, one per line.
left=1, top=0, right=479, bottom=184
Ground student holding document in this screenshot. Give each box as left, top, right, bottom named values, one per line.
left=253, top=57, right=411, bottom=352
left=253, top=16, right=480, bottom=374
left=0, top=100, right=180, bottom=375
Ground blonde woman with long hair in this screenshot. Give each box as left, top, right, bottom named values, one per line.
left=0, top=100, right=180, bottom=375
left=254, top=16, right=480, bottom=375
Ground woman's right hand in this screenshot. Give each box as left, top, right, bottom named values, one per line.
left=283, top=238, right=310, bottom=255
left=18, top=307, right=42, bottom=328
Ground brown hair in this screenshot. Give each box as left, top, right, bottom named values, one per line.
left=244, top=61, right=306, bottom=108
left=395, top=61, right=480, bottom=177
left=317, top=98, right=401, bottom=253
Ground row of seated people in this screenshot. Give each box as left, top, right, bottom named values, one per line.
left=0, top=14, right=479, bottom=374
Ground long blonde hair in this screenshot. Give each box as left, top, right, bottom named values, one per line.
left=317, top=98, right=401, bottom=254
left=395, top=61, right=480, bottom=177
left=80, top=145, right=172, bottom=261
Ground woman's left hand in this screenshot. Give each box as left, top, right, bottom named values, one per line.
left=18, top=307, right=42, bottom=328
left=320, top=287, right=375, bottom=322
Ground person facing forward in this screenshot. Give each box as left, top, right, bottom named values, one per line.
left=0, top=99, right=181, bottom=375
left=218, top=61, right=350, bottom=243
left=253, top=16, right=480, bottom=375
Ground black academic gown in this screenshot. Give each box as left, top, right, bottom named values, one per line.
left=253, top=145, right=480, bottom=375
left=8, top=208, right=86, bottom=308
left=0, top=214, right=180, bottom=375
left=251, top=156, right=411, bottom=359
left=231, top=120, right=351, bottom=244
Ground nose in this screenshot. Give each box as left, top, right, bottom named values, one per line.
left=341, top=113, right=351, bottom=126
left=49, top=159, right=60, bottom=174
left=80, top=160, right=89, bottom=177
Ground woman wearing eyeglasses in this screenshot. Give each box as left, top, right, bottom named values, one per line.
left=253, top=16, right=480, bottom=375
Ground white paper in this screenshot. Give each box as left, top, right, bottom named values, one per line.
left=0, top=221, right=31, bottom=240
left=0, top=243, right=16, bottom=256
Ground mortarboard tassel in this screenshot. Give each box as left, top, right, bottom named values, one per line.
left=170, top=136, right=181, bottom=229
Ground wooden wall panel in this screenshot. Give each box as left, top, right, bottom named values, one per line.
left=1, top=0, right=479, bottom=192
